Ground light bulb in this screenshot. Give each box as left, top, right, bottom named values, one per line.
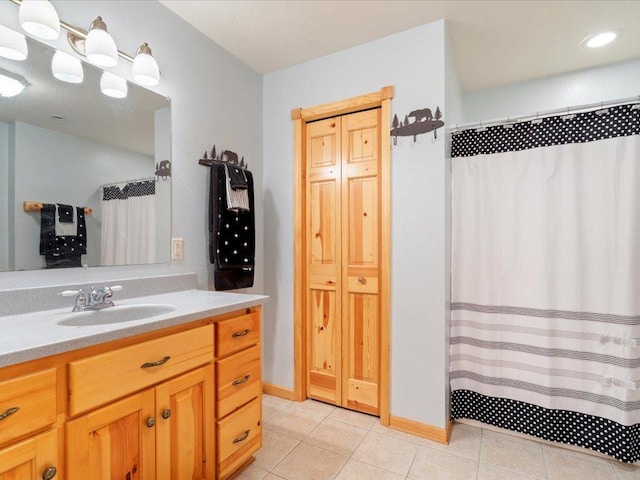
left=0, top=73, right=26, bottom=97
left=583, top=31, right=619, bottom=48
left=100, top=71, right=127, bottom=98
left=85, top=17, right=118, bottom=67
left=132, top=43, right=160, bottom=86
left=19, top=0, right=60, bottom=40
left=0, top=25, right=28, bottom=61
left=51, top=51, right=83, bottom=83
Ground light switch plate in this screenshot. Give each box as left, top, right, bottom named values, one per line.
left=171, top=238, right=184, bottom=260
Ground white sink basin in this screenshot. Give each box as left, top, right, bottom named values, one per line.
left=57, top=304, right=177, bottom=326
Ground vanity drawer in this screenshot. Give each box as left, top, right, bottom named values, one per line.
left=215, top=312, right=260, bottom=358
left=217, top=397, right=261, bottom=479
left=68, top=325, right=214, bottom=416
left=0, top=369, right=56, bottom=446
left=216, top=344, right=261, bottom=418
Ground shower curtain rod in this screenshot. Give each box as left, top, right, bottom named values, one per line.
left=100, top=176, right=156, bottom=189
left=451, top=94, right=640, bottom=133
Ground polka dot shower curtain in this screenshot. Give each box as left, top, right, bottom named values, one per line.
left=450, top=103, right=640, bottom=462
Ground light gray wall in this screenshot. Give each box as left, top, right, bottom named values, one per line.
left=263, top=20, right=450, bottom=428
left=462, top=58, right=640, bottom=124
left=10, top=121, right=153, bottom=270
left=0, top=1, right=263, bottom=292
left=443, top=23, right=463, bottom=424
left=0, top=121, right=8, bottom=271
left=154, top=106, right=171, bottom=263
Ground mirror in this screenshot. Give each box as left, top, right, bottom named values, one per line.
left=0, top=35, right=171, bottom=272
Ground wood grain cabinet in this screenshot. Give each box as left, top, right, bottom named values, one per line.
left=65, top=365, right=214, bottom=480
left=214, top=310, right=262, bottom=479
left=0, top=305, right=263, bottom=480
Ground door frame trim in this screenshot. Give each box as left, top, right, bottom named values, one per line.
left=291, top=86, right=393, bottom=425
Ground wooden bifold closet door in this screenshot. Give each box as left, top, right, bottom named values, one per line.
left=305, top=108, right=381, bottom=415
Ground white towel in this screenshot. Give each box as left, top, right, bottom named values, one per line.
left=55, top=205, right=78, bottom=236
left=224, top=165, right=250, bottom=211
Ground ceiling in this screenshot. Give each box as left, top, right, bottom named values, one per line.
left=159, top=0, right=640, bottom=92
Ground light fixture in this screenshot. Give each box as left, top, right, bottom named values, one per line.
left=51, top=50, right=83, bottom=83
left=84, top=17, right=118, bottom=67
left=0, top=24, right=28, bottom=61
left=100, top=71, right=127, bottom=98
left=7, top=1, right=162, bottom=88
left=582, top=30, right=619, bottom=48
left=19, top=0, right=60, bottom=40
left=132, top=43, right=160, bottom=86
left=0, top=70, right=28, bottom=97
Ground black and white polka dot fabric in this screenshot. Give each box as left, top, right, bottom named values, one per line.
left=208, top=163, right=255, bottom=290
left=452, top=104, right=640, bottom=158
left=103, top=180, right=155, bottom=200
left=39, top=203, right=87, bottom=269
left=452, top=390, right=640, bottom=463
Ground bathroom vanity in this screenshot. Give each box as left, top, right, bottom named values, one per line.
left=0, top=281, right=266, bottom=480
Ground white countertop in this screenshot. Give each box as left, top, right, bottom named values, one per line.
left=0, top=289, right=268, bottom=368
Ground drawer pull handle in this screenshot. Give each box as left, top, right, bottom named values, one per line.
left=232, top=430, right=250, bottom=444
left=358, top=276, right=367, bottom=285
left=42, top=466, right=57, bottom=480
left=232, top=329, right=250, bottom=338
left=0, top=406, right=19, bottom=421
left=232, top=375, right=250, bottom=386
left=162, top=408, right=171, bottom=419
left=146, top=417, right=156, bottom=428
left=141, top=356, right=171, bottom=369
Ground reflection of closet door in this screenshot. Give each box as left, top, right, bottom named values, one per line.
left=341, top=109, right=380, bottom=415
left=306, top=117, right=342, bottom=405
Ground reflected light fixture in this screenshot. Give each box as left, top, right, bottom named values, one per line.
left=19, top=0, right=60, bottom=40
left=132, top=43, right=160, bottom=86
left=0, top=24, right=28, bottom=60
left=0, top=70, right=28, bottom=97
left=84, top=16, right=118, bottom=67
left=100, top=71, right=127, bottom=98
left=51, top=50, right=83, bottom=83
left=583, top=30, right=619, bottom=48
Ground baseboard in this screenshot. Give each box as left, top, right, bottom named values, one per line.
left=263, top=383, right=296, bottom=400
left=389, top=415, right=452, bottom=445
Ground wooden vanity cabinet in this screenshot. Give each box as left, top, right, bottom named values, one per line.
left=214, top=310, right=262, bottom=480
left=0, top=306, right=262, bottom=480
left=0, top=369, right=59, bottom=479
left=65, top=365, right=214, bottom=480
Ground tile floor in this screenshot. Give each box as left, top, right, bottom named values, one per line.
left=233, top=394, right=640, bottom=480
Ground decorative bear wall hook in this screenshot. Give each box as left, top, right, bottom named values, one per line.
left=391, top=106, right=444, bottom=145
left=198, top=144, right=248, bottom=170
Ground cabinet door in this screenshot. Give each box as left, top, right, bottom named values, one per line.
left=0, top=430, right=57, bottom=480
left=65, top=390, right=155, bottom=480
left=155, top=365, right=214, bottom=480
left=305, top=116, right=343, bottom=405
left=341, top=109, right=381, bottom=415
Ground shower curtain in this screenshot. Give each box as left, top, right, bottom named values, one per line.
left=101, top=180, right=156, bottom=265
left=450, top=104, right=640, bottom=461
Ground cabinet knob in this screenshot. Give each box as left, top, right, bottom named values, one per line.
left=232, top=329, right=250, bottom=338
left=357, top=277, right=367, bottom=285
left=161, top=408, right=171, bottom=419
left=42, top=466, right=57, bottom=480
left=146, top=417, right=156, bottom=428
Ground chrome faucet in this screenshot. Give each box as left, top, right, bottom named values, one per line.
left=59, top=285, right=123, bottom=312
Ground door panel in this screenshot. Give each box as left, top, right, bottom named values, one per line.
left=306, top=118, right=342, bottom=404
left=0, top=430, right=57, bottom=480
left=305, top=108, right=381, bottom=414
left=342, top=109, right=381, bottom=415
left=65, top=390, right=155, bottom=480
left=155, top=365, right=214, bottom=480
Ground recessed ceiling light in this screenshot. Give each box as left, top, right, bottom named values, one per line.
left=582, top=30, right=619, bottom=48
